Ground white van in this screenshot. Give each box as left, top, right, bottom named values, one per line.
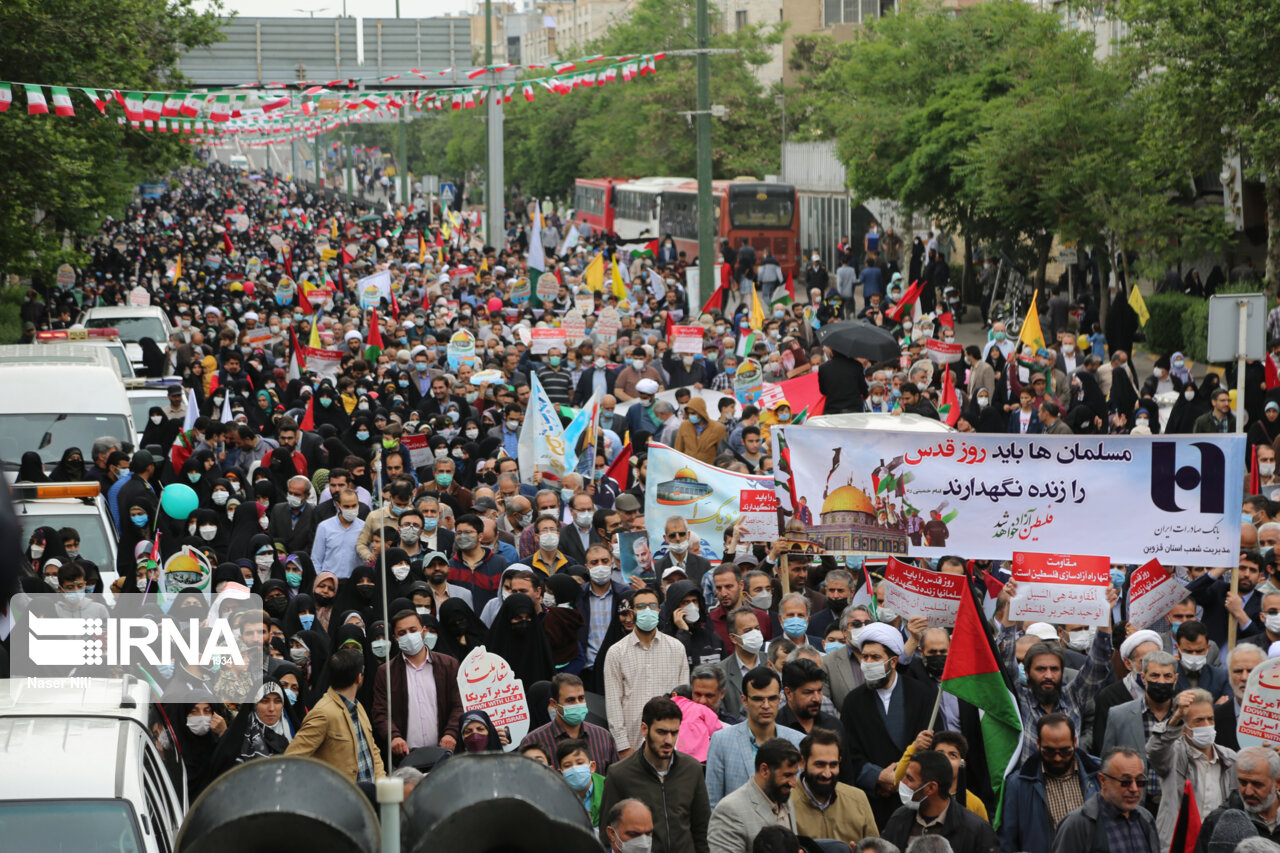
left=229, top=153, right=249, bottom=172
left=0, top=677, right=186, bottom=853
left=0, top=345, right=136, bottom=470
left=76, top=306, right=175, bottom=371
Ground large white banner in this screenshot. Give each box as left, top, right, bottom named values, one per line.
left=517, top=372, right=571, bottom=484
left=644, top=443, right=772, bottom=561
left=774, top=427, right=1245, bottom=567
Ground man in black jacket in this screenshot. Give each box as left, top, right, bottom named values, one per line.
left=817, top=351, right=868, bottom=416
left=882, top=750, right=999, bottom=853
left=598, top=697, right=711, bottom=853
left=842, top=622, right=937, bottom=828
left=269, top=474, right=319, bottom=553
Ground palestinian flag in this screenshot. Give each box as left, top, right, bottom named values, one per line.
left=634, top=239, right=658, bottom=260
left=939, top=365, right=961, bottom=427
left=940, top=581, right=1023, bottom=826
left=885, top=279, right=923, bottom=323
left=364, top=308, right=384, bottom=363
left=299, top=393, right=315, bottom=431
left=770, top=271, right=795, bottom=307
left=848, top=561, right=879, bottom=620
left=1168, top=778, right=1202, bottom=853
left=736, top=330, right=762, bottom=358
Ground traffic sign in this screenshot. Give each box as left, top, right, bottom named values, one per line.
left=440, top=182, right=456, bottom=207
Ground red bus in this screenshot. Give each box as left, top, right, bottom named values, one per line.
left=572, top=178, right=617, bottom=236
left=658, top=179, right=801, bottom=275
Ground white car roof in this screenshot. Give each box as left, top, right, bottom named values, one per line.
left=81, top=305, right=170, bottom=319
left=0, top=717, right=130, bottom=797
left=0, top=677, right=153, bottom=725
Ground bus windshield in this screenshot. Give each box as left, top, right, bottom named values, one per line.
left=728, top=186, right=795, bottom=229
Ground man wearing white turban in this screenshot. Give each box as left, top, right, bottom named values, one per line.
left=841, top=619, right=939, bottom=828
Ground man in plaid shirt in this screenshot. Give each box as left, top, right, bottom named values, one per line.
left=286, top=647, right=385, bottom=783
left=711, top=354, right=739, bottom=392
left=997, top=580, right=1120, bottom=765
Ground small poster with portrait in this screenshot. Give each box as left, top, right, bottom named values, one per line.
left=618, top=530, right=655, bottom=585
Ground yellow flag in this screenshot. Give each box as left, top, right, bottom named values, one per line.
left=584, top=253, right=605, bottom=293
left=1128, top=284, right=1150, bottom=327
left=749, top=283, right=766, bottom=331
left=1018, top=290, right=1045, bottom=353
left=611, top=257, right=628, bottom=300
left=308, top=315, right=321, bottom=348
left=172, top=255, right=182, bottom=283
left=419, top=233, right=427, bottom=264
left=330, top=218, right=338, bottom=239
left=480, top=256, right=488, bottom=274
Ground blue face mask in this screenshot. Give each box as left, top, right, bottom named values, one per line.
left=356, top=430, right=370, bottom=441
left=1110, top=569, right=1126, bottom=588
left=320, top=398, right=333, bottom=408
left=284, top=688, right=298, bottom=706
left=398, top=379, right=409, bottom=388
left=725, top=366, right=737, bottom=376
left=783, top=616, right=808, bottom=639
left=824, top=641, right=845, bottom=654
left=187, top=473, right=201, bottom=484
left=1243, top=512, right=1255, bottom=526
left=286, top=571, right=302, bottom=589
left=422, top=517, right=439, bottom=532
left=156, top=663, right=175, bottom=680
left=1017, top=662, right=1027, bottom=685
left=130, top=514, right=148, bottom=528
left=416, top=362, right=429, bottom=372
left=562, top=763, right=593, bottom=792
left=299, top=614, right=315, bottom=630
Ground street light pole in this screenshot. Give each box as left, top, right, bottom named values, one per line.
left=695, top=0, right=713, bottom=309
left=484, top=0, right=504, bottom=247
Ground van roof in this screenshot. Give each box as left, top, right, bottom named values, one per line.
left=0, top=344, right=122, bottom=376
left=0, top=717, right=130, bottom=797
left=80, top=305, right=169, bottom=318
left=0, top=677, right=153, bottom=725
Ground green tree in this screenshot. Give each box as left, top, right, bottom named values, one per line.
left=1117, top=0, right=1280, bottom=285
left=0, top=0, right=223, bottom=280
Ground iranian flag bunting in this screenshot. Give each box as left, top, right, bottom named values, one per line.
left=25, top=85, right=49, bottom=115
left=124, top=92, right=145, bottom=122
left=940, top=582, right=1023, bottom=825
left=143, top=94, right=163, bottom=121
left=210, top=94, right=232, bottom=122
left=83, top=88, right=108, bottom=113
left=50, top=87, right=74, bottom=116
left=180, top=92, right=201, bottom=117
left=162, top=91, right=184, bottom=117
left=0, top=83, right=11, bottom=112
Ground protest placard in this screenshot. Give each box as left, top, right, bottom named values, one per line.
left=881, top=557, right=968, bottom=627
left=457, top=646, right=529, bottom=752
left=670, top=325, right=705, bottom=355
left=1237, top=658, right=1280, bottom=750
left=739, top=490, right=779, bottom=543
left=1126, top=559, right=1186, bottom=630
left=1008, top=551, right=1111, bottom=626
left=530, top=327, right=567, bottom=355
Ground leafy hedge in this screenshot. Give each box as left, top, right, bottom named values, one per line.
left=0, top=287, right=23, bottom=345
left=1143, top=293, right=1199, bottom=357
left=1146, top=284, right=1274, bottom=364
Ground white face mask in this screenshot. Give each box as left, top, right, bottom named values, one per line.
left=977, top=396, right=990, bottom=408
left=870, top=394, right=883, bottom=406
left=750, top=592, right=773, bottom=610
left=615, top=834, right=653, bottom=853
left=187, top=716, right=212, bottom=736
left=151, top=415, right=164, bottom=425
left=668, top=539, right=689, bottom=555
left=1066, top=629, right=1095, bottom=652
left=682, top=603, right=700, bottom=623
left=287, top=494, right=304, bottom=509
left=391, top=564, right=411, bottom=581
left=899, top=780, right=925, bottom=810
left=1188, top=725, right=1216, bottom=748
left=1268, top=613, right=1280, bottom=635
left=341, top=508, right=359, bottom=523
left=259, top=515, right=270, bottom=530
left=574, top=511, right=594, bottom=529
left=212, top=491, right=229, bottom=505
left=1185, top=389, right=1196, bottom=401
left=30, top=545, right=44, bottom=559
left=736, top=628, right=764, bottom=655
left=1263, top=462, right=1276, bottom=477
left=861, top=660, right=889, bottom=684
left=1181, top=653, right=1207, bottom=672
left=199, top=525, right=218, bottom=541
left=589, top=565, right=613, bottom=586
left=539, top=532, right=560, bottom=552
left=255, top=554, right=274, bottom=571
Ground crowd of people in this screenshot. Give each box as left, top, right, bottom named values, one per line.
left=4, top=158, right=1280, bottom=853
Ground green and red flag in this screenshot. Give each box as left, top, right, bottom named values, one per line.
left=940, top=580, right=1023, bottom=826
left=364, top=308, right=384, bottom=363
left=634, top=238, right=659, bottom=259
left=885, top=279, right=923, bottom=323
left=938, top=365, right=961, bottom=427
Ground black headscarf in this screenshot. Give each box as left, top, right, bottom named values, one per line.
left=485, top=593, right=556, bottom=684
left=140, top=407, right=179, bottom=451
left=436, top=597, right=487, bottom=661
left=15, top=451, right=47, bottom=483
left=459, top=708, right=503, bottom=752
left=46, top=447, right=86, bottom=482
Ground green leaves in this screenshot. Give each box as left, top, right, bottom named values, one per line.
left=0, top=0, right=224, bottom=279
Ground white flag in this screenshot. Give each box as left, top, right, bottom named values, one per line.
left=528, top=201, right=546, bottom=273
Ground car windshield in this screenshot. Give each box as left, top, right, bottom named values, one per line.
left=16, top=506, right=114, bottom=571
left=128, top=393, right=170, bottom=429
left=0, top=800, right=143, bottom=852
left=0, top=413, right=131, bottom=467
left=85, top=316, right=166, bottom=343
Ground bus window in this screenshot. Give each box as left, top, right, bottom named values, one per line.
left=728, top=186, right=795, bottom=229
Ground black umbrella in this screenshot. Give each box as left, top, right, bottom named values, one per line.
left=817, top=321, right=901, bottom=363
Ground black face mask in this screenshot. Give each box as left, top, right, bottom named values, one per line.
left=827, top=597, right=847, bottom=614
left=264, top=597, right=287, bottom=618
left=1145, top=681, right=1175, bottom=704
left=923, top=654, right=947, bottom=679
left=429, top=571, right=448, bottom=585
left=355, top=584, right=375, bottom=601
left=313, top=592, right=335, bottom=607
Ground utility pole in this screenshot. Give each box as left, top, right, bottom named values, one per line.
left=484, top=0, right=504, bottom=247
left=694, top=0, right=713, bottom=309
left=314, top=132, right=322, bottom=188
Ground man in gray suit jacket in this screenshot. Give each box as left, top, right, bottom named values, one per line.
left=1102, top=650, right=1178, bottom=812
left=821, top=604, right=871, bottom=710
left=717, top=608, right=768, bottom=720
left=707, top=738, right=801, bottom=853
